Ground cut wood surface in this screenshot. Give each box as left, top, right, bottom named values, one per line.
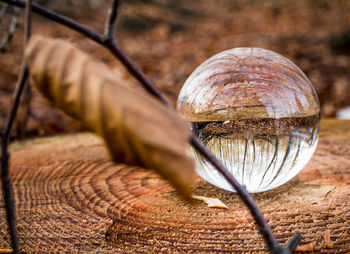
left=0, top=119, right=349, bottom=253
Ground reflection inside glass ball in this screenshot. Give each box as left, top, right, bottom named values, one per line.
left=177, top=47, right=320, bottom=193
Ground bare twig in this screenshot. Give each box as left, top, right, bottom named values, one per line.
left=1, top=0, right=171, bottom=105
left=104, top=0, right=120, bottom=39
left=105, top=39, right=170, bottom=105
left=0, top=5, right=19, bottom=51
left=0, top=3, right=8, bottom=22
left=0, top=0, right=302, bottom=252
left=1, top=0, right=103, bottom=42
left=1, top=0, right=31, bottom=253
left=190, top=136, right=282, bottom=251
left=285, top=232, right=302, bottom=253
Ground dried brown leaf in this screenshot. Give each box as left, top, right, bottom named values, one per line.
left=25, top=35, right=195, bottom=197
left=191, top=195, right=228, bottom=209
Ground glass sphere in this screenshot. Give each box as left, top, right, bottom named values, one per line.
left=177, top=48, right=320, bottom=193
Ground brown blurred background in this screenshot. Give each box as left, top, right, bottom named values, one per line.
left=1, top=0, right=350, bottom=139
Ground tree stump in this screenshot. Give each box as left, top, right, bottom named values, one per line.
left=0, top=119, right=349, bottom=253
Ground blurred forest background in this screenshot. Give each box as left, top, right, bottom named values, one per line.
left=1, top=0, right=350, bottom=139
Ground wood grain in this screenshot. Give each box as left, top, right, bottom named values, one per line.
left=0, top=119, right=349, bottom=253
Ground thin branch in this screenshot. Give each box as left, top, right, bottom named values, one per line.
left=23, top=3, right=29, bottom=42
left=285, top=232, right=302, bottom=253
left=0, top=0, right=301, bottom=252
left=1, top=0, right=31, bottom=253
left=0, top=3, right=8, bottom=22
left=106, top=39, right=170, bottom=105
left=0, top=0, right=171, bottom=105
left=190, top=136, right=281, bottom=251
left=0, top=6, right=19, bottom=51
left=0, top=0, right=103, bottom=43
left=105, top=0, right=120, bottom=38
left=2, top=1, right=30, bottom=136
left=0, top=68, right=27, bottom=254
